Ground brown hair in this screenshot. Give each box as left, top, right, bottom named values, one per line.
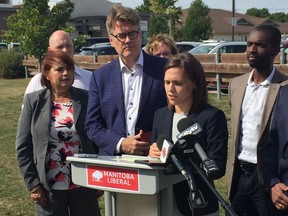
left=40, top=50, right=75, bottom=89
left=146, top=34, right=178, bottom=56
left=164, top=52, right=208, bottom=113
left=105, top=4, right=141, bottom=34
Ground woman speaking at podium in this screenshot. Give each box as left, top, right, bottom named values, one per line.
left=149, top=52, right=228, bottom=216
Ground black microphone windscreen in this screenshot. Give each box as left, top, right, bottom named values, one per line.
left=156, top=134, right=173, bottom=150
left=177, top=118, right=192, bottom=132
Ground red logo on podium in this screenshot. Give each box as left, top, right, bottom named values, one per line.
left=87, top=165, right=139, bottom=192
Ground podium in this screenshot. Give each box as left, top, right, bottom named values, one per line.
left=67, top=155, right=184, bottom=216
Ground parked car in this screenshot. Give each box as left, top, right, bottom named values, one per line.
left=175, top=41, right=202, bottom=53
left=75, top=37, right=110, bottom=53
left=190, top=41, right=247, bottom=94
left=208, top=41, right=247, bottom=54
left=78, top=43, right=117, bottom=56
left=189, top=42, right=220, bottom=54
left=0, top=42, right=7, bottom=50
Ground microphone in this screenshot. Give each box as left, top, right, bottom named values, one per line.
left=156, top=135, right=173, bottom=163
left=156, top=134, right=207, bottom=209
left=176, top=118, right=220, bottom=177
left=156, top=135, right=190, bottom=178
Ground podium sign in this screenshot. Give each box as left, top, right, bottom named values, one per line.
left=67, top=155, right=184, bottom=216
left=87, top=165, right=140, bottom=192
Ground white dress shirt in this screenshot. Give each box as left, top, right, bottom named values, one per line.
left=238, top=68, right=275, bottom=164
left=115, top=52, right=144, bottom=153
left=24, top=65, right=92, bottom=94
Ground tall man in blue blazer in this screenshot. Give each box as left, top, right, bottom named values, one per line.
left=261, top=80, right=288, bottom=215
left=85, top=4, right=167, bottom=156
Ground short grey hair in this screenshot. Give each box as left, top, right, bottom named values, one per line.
left=105, top=4, right=141, bottom=34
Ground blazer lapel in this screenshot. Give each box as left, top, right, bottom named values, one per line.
left=138, top=54, right=153, bottom=115
left=258, top=69, right=284, bottom=142
left=38, top=89, right=51, bottom=136
left=231, top=73, right=249, bottom=145
left=71, top=88, right=81, bottom=125
left=111, top=61, right=126, bottom=123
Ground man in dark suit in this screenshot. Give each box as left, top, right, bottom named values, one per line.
left=85, top=4, right=167, bottom=156
left=227, top=24, right=288, bottom=216
left=261, top=81, right=288, bottom=215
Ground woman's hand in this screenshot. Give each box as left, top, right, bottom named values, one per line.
left=30, top=185, right=47, bottom=207
left=149, top=143, right=161, bottom=158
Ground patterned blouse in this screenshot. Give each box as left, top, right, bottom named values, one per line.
left=46, top=101, right=82, bottom=190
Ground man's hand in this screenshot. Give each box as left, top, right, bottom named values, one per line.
left=270, top=183, right=288, bottom=210
left=120, top=131, right=150, bottom=155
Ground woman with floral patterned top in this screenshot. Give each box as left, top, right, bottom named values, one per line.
left=16, top=50, right=101, bottom=216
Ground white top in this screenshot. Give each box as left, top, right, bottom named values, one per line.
left=238, top=68, right=275, bottom=164
left=115, top=52, right=144, bottom=153
left=24, top=65, right=92, bottom=94
left=172, top=112, right=187, bottom=143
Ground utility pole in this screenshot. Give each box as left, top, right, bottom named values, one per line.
left=232, top=0, right=236, bottom=41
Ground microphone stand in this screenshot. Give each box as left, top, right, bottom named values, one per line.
left=187, top=157, right=238, bottom=216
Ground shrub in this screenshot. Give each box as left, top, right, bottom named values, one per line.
left=0, top=49, right=25, bottom=79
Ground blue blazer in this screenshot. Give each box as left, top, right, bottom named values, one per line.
left=85, top=51, right=167, bottom=155
left=151, top=104, right=228, bottom=215
left=262, top=83, right=288, bottom=189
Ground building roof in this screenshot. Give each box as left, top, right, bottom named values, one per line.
left=182, top=8, right=288, bottom=35
left=70, top=0, right=114, bottom=18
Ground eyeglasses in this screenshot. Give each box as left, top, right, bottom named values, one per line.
left=110, top=30, right=140, bottom=42
left=154, top=51, right=172, bottom=58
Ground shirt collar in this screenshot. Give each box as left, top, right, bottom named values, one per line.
left=119, top=51, right=144, bottom=73
left=247, top=67, right=275, bottom=87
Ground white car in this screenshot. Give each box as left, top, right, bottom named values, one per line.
left=208, top=41, right=247, bottom=54
left=189, top=41, right=247, bottom=54
left=175, top=41, right=203, bottom=53
left=189, top=42, right=220, bottom=54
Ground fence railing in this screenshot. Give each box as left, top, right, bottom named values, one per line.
left=23, top=51, right=288, bottom=99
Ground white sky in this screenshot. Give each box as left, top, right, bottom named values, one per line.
left=12, top=0, right=288, bottom=14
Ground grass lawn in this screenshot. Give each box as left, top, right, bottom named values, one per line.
left=0, top=78, right=230, bottom=216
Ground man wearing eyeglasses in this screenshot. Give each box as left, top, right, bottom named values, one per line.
left=85, top=4, right=167, bottom=156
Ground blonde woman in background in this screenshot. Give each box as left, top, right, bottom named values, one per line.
left=146, top=33, right=178, bottom=58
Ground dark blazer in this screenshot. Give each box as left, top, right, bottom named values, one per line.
left=151, top=104, right=228, bottom=215
left=16, top=87, right=96, bottom=191
left=262, top=82, right=288, bottom=188
left=227, top=69, right=288, bottom=200
left=85, top=51, right=167, bottom=155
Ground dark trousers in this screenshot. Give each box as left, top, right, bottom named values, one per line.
left=35, top=187, right=101, bottom=216
left=231, top=168, right=269, bottom=216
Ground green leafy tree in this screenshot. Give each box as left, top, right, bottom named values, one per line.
left=136, top=0, right=182, bottom=38
left=246, top=8, right=270, bottom=18
left=246, top=8, right=288, bottom=22
left=148, top=15, right=170, bottom=37
left=2, top=0, right=74, bottom=61
left=270, top=12, right=288, bottom=22
left=182, top=0, right=212, bottom=41
left=136, top=0, right=152, bottom=13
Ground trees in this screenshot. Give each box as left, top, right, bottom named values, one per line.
left=182, top=0, right=212, bottom=41
left=136, top=0, right=182, bottom=38
left=246, top=8, right=270, bottom=18
left=2, top=0, right=74, bottom=61
left=270, top=12, right=288, bottom=23
left=148, top=15, right=170, bottom=37
left=246, top=8, right=288, bottom=23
